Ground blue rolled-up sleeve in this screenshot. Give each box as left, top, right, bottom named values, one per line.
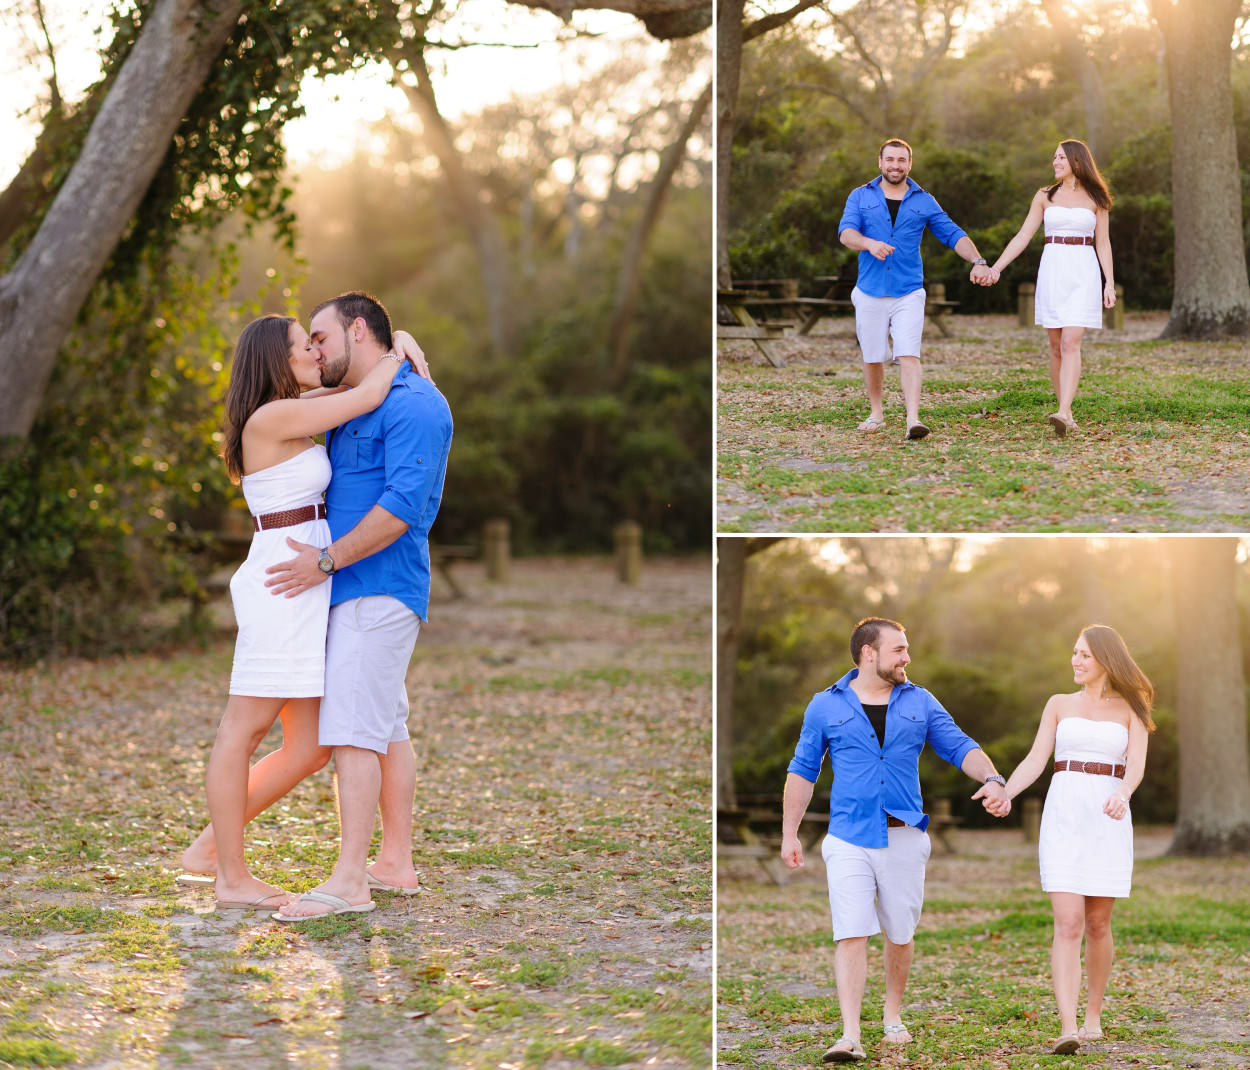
left=924, top=195, right=967, bottom=251
left=837, top=189, right=865, bottom=244
left=787, top=694, right=829, bottom=783
left=376, top=389, right=453, bottom=526
left=923, top=690, right=979, bottom=769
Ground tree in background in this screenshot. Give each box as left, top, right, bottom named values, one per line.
left=0, top=0, right=712, bottom=441
left=717, top=536, right=785, bottom=810
left=0, top=0, right=712, bottom=657
left=729, top=537, right=1247, bottom=835
left=1150, top=0, right=1250, bottom=338
left=1166, top=538, right=1250, bottom=854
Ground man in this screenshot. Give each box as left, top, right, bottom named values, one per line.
left=266, top=290, right=453, bottom=920
left=839, top=139, right=993, bottom=440
left=780, top=617, right=1008, bottom=1062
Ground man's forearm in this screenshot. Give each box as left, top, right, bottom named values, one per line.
left=960, top=747, right=1002, bottom=783
left=327, top=504, right=410, bottom=571
left=954, top=236, right=984, bottom=263
left=781, top=772, right=816, bottom=839
left=840, top=227, right=868, bottom=252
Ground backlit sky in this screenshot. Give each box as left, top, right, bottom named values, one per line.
left=0, top=0, right=658, bottom=186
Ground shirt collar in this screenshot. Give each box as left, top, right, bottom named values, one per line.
left=868, top=175, right=923, bottom=196
left=831, top=667, right=914, bottom=694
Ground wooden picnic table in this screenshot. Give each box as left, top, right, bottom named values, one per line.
left=717, top=289, right=786, bottom=367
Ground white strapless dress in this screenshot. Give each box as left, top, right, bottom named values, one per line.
left=1035, top=205, right=1103, bottom=329
left=228, top=445, right=332, bottom=697
left=1038, top=717, right=1133, bottom=897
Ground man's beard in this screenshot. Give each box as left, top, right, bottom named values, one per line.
left=319, top=333, right=352, bottom=387
left=877, top=662, right=906, bottom=685
left=882, top=170, right=907, bottom=186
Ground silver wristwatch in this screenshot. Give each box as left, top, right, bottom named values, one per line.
left=984, top=774, right=1006, bottom=787
left=973, top=257, right=988, bottom=266
left=317, top=547, right=337, bottom=576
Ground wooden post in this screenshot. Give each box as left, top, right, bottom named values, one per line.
left=483, top=518, right=510, bottom=582
left=1022, top=797, right=1042, bottom=842
left=1103, top=284, right=1125, bottom=329
left=777, top=278, right=800, bottom=301
left=929, top=282, right=946, bottom=302
left=614, top=520, right=642, bottom=584
left=1018, top=283, right=1035, bottom=326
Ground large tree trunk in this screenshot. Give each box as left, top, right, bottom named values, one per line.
left=1040, top=0, right=1106, bottom=158
left=609, top=81, right=712, bottom=380
left=0, top=0, right=247, bottom=442
left=716, top=0, right=745, bottom=290
left=507, top=0, right=711, bottom=38
left=716, top=536, right=785, bottom=812
left=394, top=40, right=516, bottom=363
left=1151, top=0, right=1250, bottom=338
left=1166, top=538, right=1250, bottom=855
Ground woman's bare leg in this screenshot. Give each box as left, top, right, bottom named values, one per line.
left=187, top=698, right=329, bottom=886
left=1050, top=891, right=1085, bottom=1038
left=1083, top=896, right=1117, bottom=1035
left=1056, top=326, right=1085, bottom=421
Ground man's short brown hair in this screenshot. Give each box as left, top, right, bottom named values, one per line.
left=850, top=617, right=906, bottom=665
left=878, top=138, right=913, bottom=160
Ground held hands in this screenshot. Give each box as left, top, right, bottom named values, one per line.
left=970, top=264, right=1000, bottom=287
left=780, top=833, right=805, bottom=870
left=1103, top=791, right=1129, bottom=820
left=972, top=780, right=1012, bottom=818
left=264, top=537, right=327, bottom=598
left=867, top=239, right=896, bottom=261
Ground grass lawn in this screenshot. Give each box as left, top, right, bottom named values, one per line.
left=717, top=312, right=1250, bottom=532
left=717, top=825, right=1250, bottom=1068
left=0, top=556, right=712, bottom=1069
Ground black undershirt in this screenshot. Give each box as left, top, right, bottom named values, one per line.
left=885, top=197, right=901, bottom=227
left=862, top=702, right=888, bottom=748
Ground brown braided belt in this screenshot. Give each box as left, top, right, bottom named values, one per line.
left=252, top=503, right=327, bottom=531
left=1054, top=760, right=1125, bottom=777
left=1043, top=235, right=1094, bottom=246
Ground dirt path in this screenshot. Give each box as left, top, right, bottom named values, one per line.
left=0, top=556, right=712, bottom=1069
left=717, top=312, right=1250, bottom=532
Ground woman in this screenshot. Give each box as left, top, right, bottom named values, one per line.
left=180, top=313, right=424, bottom=910
left=993, top=625, right=1154, bottom=1055
left=987, top=140, right=1116, bottom=437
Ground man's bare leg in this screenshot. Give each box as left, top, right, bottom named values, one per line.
left=182, top=698, right=330, bottom=876
left=898, top=355, right=925, bottom=434
left=883, top=938, right=915, bottom=1042
left=368, top=739, right=421, bottom=890
left=828, top=935, right=868, bottom=1055
left=278, top=744, right=380, bottom=916
left=860, top=362, right=886, bottom=428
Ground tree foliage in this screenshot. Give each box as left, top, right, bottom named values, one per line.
left=727, top=0, right=1250, bottom=315
left=730, top=538, right=1250, bottom=828
left=0, top=2, right=711, bottom=657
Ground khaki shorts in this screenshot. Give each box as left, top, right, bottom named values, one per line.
left=851, top=285, right=926, bottom=364
left=320, top=595, right=420, bottom=754
left=821, top=827, right=932, bottom=943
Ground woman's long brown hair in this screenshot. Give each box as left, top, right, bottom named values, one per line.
left=1082, top=624, right=1156, bottom=732
left=222, top=314, right=299, bottom=483
left=1046, top=138, right=1113, bottom=211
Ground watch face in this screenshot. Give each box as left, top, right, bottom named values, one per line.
left=318, top=554, right=334, bottom=574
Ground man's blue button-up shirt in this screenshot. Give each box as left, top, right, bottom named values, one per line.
left=326, top=364, right=453, bottom=621
left=787, top=668, right=980, bottom=849
left=837, top=176, right=967, bottom=298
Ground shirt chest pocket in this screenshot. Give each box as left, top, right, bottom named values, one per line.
left=826, top=711, right=859, bottom=752
left=340, top=424, right=380, bottom=467
left=892, top=707, right=926, bottom=746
